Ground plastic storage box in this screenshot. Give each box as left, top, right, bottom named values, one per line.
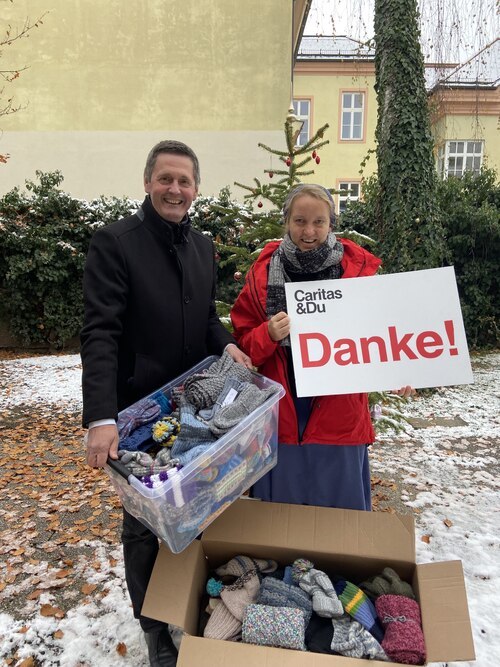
left=105, top=356, right=285, bottom=553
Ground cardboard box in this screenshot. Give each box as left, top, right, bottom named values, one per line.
left=105, top=357, right=284, bottom=553
left=143, top=499, right=475, bottom=666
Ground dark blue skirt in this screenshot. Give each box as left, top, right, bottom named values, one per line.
left=251, top=442, right=372, bottom=511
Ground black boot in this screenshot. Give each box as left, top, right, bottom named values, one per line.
left=144, top=627, right=178, bottom=667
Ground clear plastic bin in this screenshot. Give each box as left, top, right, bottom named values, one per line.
left=105, top=356, right=285, bottom=553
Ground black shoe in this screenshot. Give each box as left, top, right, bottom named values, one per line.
left=144, top=627, right=178, bottom=667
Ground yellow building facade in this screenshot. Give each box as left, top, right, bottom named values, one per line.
left=1, top=0, right=307, bottom=199
left=293, top=37, right=499, bottom=214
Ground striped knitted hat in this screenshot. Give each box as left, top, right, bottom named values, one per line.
left=334, top=578, right=384, bottom=643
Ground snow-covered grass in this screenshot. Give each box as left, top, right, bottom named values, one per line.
left=0, top=351, right=498, bottom=665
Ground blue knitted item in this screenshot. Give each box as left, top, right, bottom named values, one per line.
left=116, top=397, right=161, bottom=439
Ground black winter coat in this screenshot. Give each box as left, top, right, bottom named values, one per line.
left=80, top=197, right=234, bottom=426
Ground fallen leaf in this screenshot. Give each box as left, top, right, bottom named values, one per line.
left=116, top=642, right=127, bottom=656
left=40, top=604, right=65, bottom=618
left=443, top=518, right=453, bottom=528
left=81, top=583, right=97, bottom=595
left=421, top=534, right=431, bottom=543
left=53, top=630, right=64, bottom=639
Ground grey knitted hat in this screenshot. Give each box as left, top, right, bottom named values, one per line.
left=292, top=559, right=343, bottom=618
left=182, top=350, right=253, bottom=409
left=215, top=555, right=278, bottom=579
left=331, top=616, right=388, bottom=660
left=208, top=382, right=279, bottom=436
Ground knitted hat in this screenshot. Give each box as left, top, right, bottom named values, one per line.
left=151, top=416, right=180, bottom=446
left=331, top=616, right=388, bottom=660
left=333, top=578, right=384, bottom=643
left=204, top=569, right=260, bottom=641
left=215, top=555, right=278, bottom=580
left=360, top=567, right=416, bottom=601
left=257, top=575, right=313, bottom=625
left=292, top=559, right=343, bottom=619
left=208, top=382, right=279, bottom=436
left=183, top=351, right=253, bottom=410
left=197, top=376, right=245, bottom=422
left=116, top=397, right=161, bottom=439
left=170, top=400, right=217, bottom=465
left=242, top=604, right=306, bottom=651
left=375, top=594, right=426, bottom=665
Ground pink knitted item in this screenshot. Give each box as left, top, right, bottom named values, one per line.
left=375, top=594, right=426, bottom=665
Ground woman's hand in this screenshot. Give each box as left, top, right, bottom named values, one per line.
left=268, top=311, right=291, bottom=342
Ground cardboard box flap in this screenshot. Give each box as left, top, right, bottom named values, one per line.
left=178, top=635, right=392, bottom=666
left=416, top=560, right=475, bottom=662
left=202, top=500, right=415, bottom=566
left=142, top=540, right=208, bottom=634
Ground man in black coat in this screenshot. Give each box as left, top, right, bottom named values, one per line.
left=81, top=140, right=251, bottom=666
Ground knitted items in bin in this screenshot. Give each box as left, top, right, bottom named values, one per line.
left=208, top=382, right=280, bottom=436
left=182, top=350, right=253, bottom=410
left=215, top=555, right=278, bottom=580
left=213, top=456, right=247, bottom=503
left=242, top=604, right=306, bottom=651
left=151, top=416, right=180, bottom=446
left=170, top=400, right=217, bottom=466
left=197, top=376, right=244, bottom=422
left=176, top=487, right=216, bottom=533
left=118, top=448, right=178, bottom=477
left=331, top=616, right=388, bottom=660
left=116, top=397, right=161, bottom=439
left=204, top=569, right=260, bottom=641
left=257, top=574, right=313, bottom=625
left=360, top=567, right=416, bottom=601
left=334, top=578, right=384, bottom=643
left=118, top=422, right=155, bottom=452
left=375, top=594, right=426, bottom=665
left=292, top=559, right=343, bottom=618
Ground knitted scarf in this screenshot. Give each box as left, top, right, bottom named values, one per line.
left=266, top=232, right=344, bottom=345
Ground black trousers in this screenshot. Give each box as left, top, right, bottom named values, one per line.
left=121, top=508, right=166, bottom=633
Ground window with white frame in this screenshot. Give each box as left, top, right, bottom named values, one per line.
left=341, top=92, right=364, bottom=140
left=338, top=182, right=361, bottom=214
left=437, top=141, right=484, bottom=178
left=292, top=99, right=310, bottom=146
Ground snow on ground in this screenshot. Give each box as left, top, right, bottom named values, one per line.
left=0, top=351, right=499, bottom=666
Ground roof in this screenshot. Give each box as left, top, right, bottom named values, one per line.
left=433, top=38, right=499, bottom=89
left=297, top=35, right=375, bottom=60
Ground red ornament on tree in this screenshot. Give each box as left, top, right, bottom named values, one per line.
left=269, top=171, right=274, bottom=178
left=285, top=157, right=291, bottom=167
left=315, top=156, right=321, bottom=164
left=215, top=252, right=220, bottom=262
left=257, top=201, right=263, bottom=208
left=234, top=271, right=242, bottom=281
left=312, top=150, right=317, bottom=159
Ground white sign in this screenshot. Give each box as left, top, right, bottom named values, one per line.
left=285, top=267, right=473, bottom=397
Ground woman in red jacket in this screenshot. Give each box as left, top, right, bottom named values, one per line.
left=231, top=183, right=397, bottom=510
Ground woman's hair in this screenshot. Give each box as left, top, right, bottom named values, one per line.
left=283, top=183, right=337, bottom=228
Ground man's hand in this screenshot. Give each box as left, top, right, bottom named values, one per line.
left=85, top=424, right=119, bottom=468
left=268, top=311, right=290, bottom=342
left=225, top=343, right=253, bottom=369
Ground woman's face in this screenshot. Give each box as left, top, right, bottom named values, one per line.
left=286, top=194, right=331, bottom=252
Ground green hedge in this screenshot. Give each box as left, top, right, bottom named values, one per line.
left=0, top=171, right=139, bottom=347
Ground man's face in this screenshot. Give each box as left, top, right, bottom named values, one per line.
left=144, top=153, right=198, bottom=223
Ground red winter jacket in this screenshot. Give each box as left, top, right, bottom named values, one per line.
left=231, top=239, right=382, bottom=446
